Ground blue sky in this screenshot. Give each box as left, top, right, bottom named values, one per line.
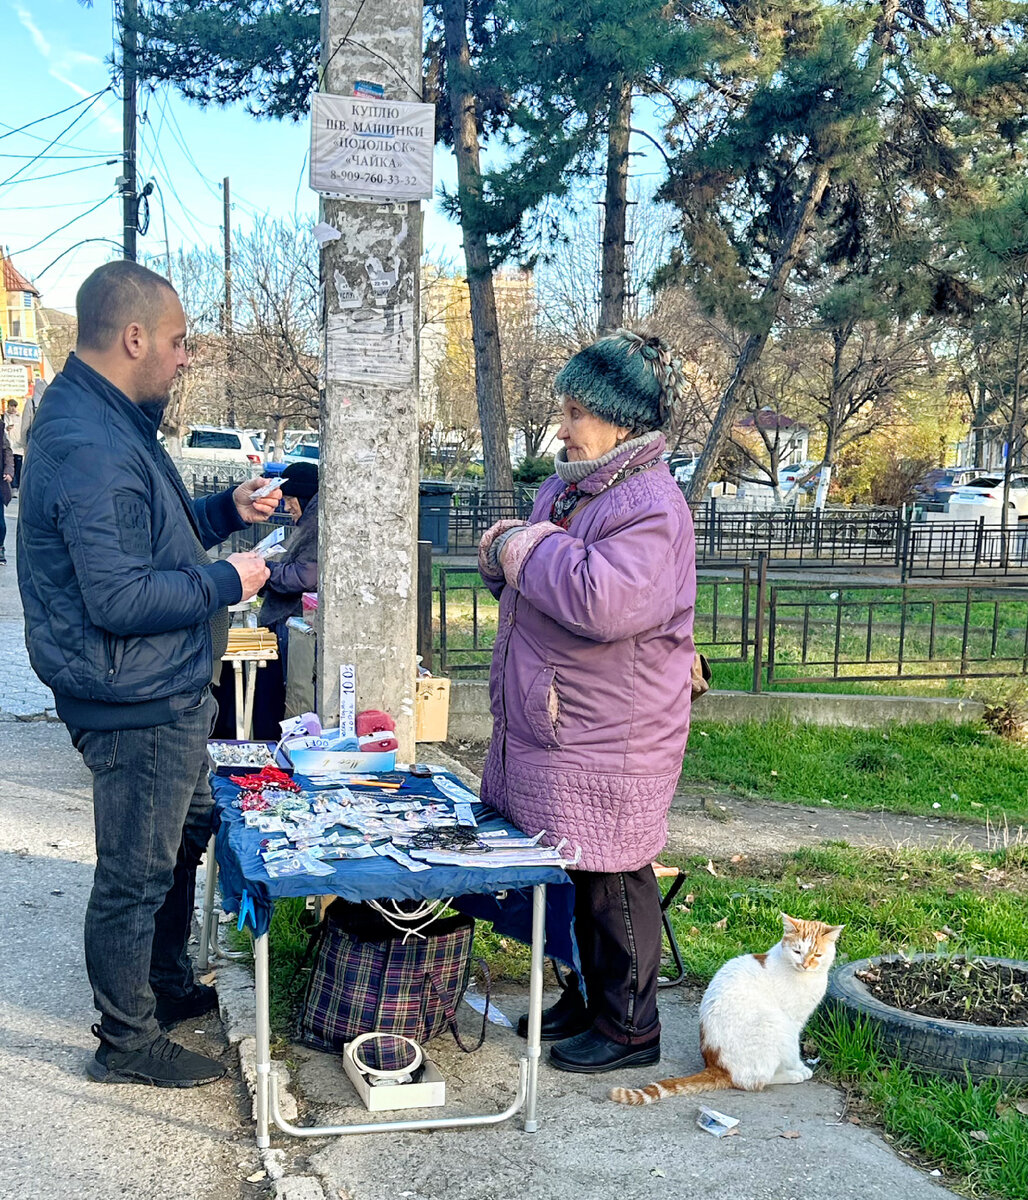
left=1, top=0, right=464, bottom=311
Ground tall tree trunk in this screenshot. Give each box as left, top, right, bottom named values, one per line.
left=1000, top=281, right=1025, bottom=540
left=441, top=0, right=513, bottom=495
left=598, top=76, right=631, bottom=333
left=686, top=163, right=831, bottom=503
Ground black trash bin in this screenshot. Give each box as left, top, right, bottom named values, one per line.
left=418, top=480, right=457, bottom=553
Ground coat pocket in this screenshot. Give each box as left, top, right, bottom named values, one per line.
left=523, top=665, right=562, bottom=750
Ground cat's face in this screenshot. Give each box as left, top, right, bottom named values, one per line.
left=780, top=914, right=844, bottom=972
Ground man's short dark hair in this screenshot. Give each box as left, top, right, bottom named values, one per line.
left=76, top=261, right=178, bottom=352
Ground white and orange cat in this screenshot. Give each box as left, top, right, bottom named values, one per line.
left=610, top=914, right=843, bottom=1105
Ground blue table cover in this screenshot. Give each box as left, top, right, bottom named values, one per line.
left=211, top=770, right=577, bottom=966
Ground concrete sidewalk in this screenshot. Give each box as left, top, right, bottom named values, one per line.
left=0, top=515, right=263, bottom=1200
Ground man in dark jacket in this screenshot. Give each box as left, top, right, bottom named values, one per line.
left=17, top=261, right=280, bottom=1088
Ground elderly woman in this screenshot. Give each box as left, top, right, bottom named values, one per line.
left=478, top=329, right=696, bottom=1074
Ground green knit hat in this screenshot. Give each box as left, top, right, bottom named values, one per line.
left=554, top=328, right=683, bottom=432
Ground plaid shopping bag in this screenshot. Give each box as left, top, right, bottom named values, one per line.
left=298, top=899, right=487, bottom=1070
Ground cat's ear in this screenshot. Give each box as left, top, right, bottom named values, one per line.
left=780, top=913, right=801, bottom=933
left=821, top=924, right=845, bottom=943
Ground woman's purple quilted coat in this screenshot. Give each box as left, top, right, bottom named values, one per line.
left=481, top=452, right=696, bottom=872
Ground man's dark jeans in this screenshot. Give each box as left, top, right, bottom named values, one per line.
left=68, top=692, right=216, bottom=1052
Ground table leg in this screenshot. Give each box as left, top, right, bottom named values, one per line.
left=233, top=660, right=245, bottom=740
left=254, top=931, right=272, bottom=1149
left=241, top=659, right=260, bottom=741
left=198, top=834, right=219, bottom=972
left=525, top=883, right=546, bottom=1133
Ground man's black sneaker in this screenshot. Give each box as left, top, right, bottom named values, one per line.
left=87, top=1030, right=226, bottom=1088
left=154, top=983, right=219, bottom=1029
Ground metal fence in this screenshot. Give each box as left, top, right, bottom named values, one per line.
left=428, top=554, right=1028, bottom=692
left=446, top=487, right=539, bottom=555
left=762, top=576, right=1028, bottom=689
left=903, top=519, right=1028, bottom=580
left=432, top=565, right=753, bottom=678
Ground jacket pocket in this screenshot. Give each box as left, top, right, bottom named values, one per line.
left=102, top=632, right=125, bottom=682
left=523, top=665, right=562, bottom=750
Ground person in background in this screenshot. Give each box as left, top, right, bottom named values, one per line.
left=478, top=327, right=697, bottom=1074
left=18, top=260, right=280, bottom=1089
left=256, top=460, right=319, bottom=726
left=0, top=423, right=12, bottom=565
left=18, top=376, right=46, bottom=449
left=5, top=399, right=24, bottom=490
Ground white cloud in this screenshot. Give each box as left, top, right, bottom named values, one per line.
left=14, top=4, right=50, bottom=58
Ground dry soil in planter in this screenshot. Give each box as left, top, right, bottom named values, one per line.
left=827, top=953, right=1028, bottom=1082
left=855, top=956, right=1028, bottom=1028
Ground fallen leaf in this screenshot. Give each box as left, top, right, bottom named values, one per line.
left=770, top=770, right=778, bottom=777
left=933, top=930, right=949, bottom=942
left=970, top=801, right=984, bottom=809
left=685, top=894, right=695, bottom=904
left=689, top=926, right=700, bottom=937
left=730, top=854, right=745, bottom=863
left=675, top=904, right=691, bottom=914
left=199, top=971, right=217, bottom=986
left=722, top=1127, right=740, bottom=1137
left=246, top=1170, right=267, bottom=1183
left=650, top=1168, right=666, bottom=1178
left=713, top=917, right=728, bottom=930
left=705, top=859, right=717, bottom=877
left=969, top=1130, right=989, bottom=1143
left=779, top=1130, right=801, bottom=1139
left=848, top=1115, right=861, bottom=1125
left=1014, top=1100, right=1028, bottom=1117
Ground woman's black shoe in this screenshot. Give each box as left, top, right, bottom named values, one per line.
left=549, top=1028, right=660, bottom=1074
left=516, top=985, right=591, bottom=1041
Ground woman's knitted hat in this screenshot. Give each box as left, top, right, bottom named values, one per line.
left=279, top=461, right=319, bottom=502
left=554, top=328, right=683, bottom=432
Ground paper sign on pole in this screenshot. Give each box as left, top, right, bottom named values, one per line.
left=309, top=93, right=434, bottom=201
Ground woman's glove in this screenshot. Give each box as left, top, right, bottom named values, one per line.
left=478, top=519, right=528, bottom=580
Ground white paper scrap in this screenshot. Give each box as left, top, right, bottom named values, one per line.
left=696, top=1106, right=740, bottom=1138
left=463, top=989, right=513, bottom=1028
left=313, top=221, right=342, bottom=247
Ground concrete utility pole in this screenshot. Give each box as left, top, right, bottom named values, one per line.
left=120, top=0, right=138, bottom=260
left=316, top=0, right=423, bottom=755
left=222, top=176, right=235, bottom=426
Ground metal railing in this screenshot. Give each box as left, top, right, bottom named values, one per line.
left=761, top=575, right=1028, bottom=689
left=903, top=519, right=1028, bottom=580
left=446, top=487, right=539, bottom=555
left=432, top=565, right=753, bottom=678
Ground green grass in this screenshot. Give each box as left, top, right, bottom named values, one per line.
left=661, top=844, right=1028, bottom=1200
left=682, top=719, right=1028, bottom=823
left=462, top=844, right=1028, bottom=1197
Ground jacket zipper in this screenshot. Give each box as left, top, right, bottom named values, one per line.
left=499, top=592, right=516, bottom=773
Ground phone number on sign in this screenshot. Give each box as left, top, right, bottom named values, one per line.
left=330, top=170, right=421, bottom=187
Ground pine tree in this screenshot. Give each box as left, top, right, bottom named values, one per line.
left=484, top=0, right=694, bottom=332
left=669, top=0, right=1028, bottom=502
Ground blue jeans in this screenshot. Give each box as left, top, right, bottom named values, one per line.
left=68, top=691, right=217, bottom=1051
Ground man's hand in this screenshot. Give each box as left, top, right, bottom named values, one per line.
left=233, top=477, right=282, bottom=524
left=2, top=474, right=11, bottom=483
left=227, top=551, right=270, bottom=601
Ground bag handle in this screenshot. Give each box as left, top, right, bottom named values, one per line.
left=426, top=957, right=491, bottom=1053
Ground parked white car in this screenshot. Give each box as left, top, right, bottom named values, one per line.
left=949, top=474, right=1028, bottom=519
left=179, top=426, right=265, bottom=468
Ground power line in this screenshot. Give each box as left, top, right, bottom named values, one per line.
left=0, top=90, right=114, bottom=190
left=0, top=89, right=108, bottom=143
left=9, top=194, right=117, bottom=257
left=34, top=237, right=126, bottom=279
left=0, top=151, right=118, bottom=161
left=0, top=160, right=120, bottom=188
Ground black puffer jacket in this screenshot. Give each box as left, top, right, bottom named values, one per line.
left=17, top=354, right=245, bottom=730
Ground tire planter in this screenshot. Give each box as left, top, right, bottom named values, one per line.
left=826, top=954, right=1028, bottom=1083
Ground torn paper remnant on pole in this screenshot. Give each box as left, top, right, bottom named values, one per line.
left=326, top=306, right=414, bottom=389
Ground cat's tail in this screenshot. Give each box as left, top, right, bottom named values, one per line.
left=608, top=1065, right=733, bottom=1106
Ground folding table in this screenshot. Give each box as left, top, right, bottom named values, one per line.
left=209, top=770, right=574, bottom=1147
